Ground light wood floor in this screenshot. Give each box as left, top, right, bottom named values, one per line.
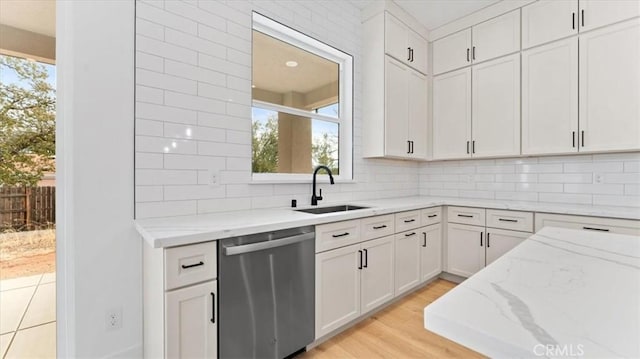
left=301, top=279, right=484, bottom=359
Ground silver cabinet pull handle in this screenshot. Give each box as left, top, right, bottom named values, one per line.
left=224, top=232, right=314, bottom=256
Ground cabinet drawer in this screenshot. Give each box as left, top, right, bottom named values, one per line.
left=361, top=214, right=395, bottom=241
left=395, top=210, right=422, bottom=232
left=486, top=209, right=533, bottom=233
left=535, top=213, right=640, bottom=236
left=165, top=241, right=217, bottom=291
left=447, top=206, right=486, bottom=226
left=316, top=219, right=361, bottom=253
left=421, top=207, right=442, bottom=226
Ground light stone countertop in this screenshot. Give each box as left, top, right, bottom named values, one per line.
left=134, top=196, right=640, bottom=248
left=424, top=226, right=640, bottom=358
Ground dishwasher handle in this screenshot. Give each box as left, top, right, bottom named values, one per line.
left=223, top=232, right=314, bottom=256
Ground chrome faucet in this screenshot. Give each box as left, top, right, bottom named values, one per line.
left=311, top=165, right=335, bottom=206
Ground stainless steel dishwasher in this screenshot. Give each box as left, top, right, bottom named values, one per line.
left=219, top=226, right=315, bottom=359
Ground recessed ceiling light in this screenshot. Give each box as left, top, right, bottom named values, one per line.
left=285, top=61, right=298, bottom=67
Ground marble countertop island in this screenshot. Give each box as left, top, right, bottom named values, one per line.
left=424, top=227, right=640, bottom=358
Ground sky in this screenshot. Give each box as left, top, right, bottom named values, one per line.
left=0, top=54, right=56, bottom=88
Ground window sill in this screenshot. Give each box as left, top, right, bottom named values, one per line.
left=249, top=178, right=357, bottom=185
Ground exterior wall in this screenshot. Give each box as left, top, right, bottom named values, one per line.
left=420, top=152, right=640, bottom=207
left=134, top=0, right=420, bottom=219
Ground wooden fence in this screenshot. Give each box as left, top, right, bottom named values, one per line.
left=0, top=187, right=56, bottom=231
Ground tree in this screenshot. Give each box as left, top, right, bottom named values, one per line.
left=312, top=132, right=339, bottom=174
left=0, top=55, right=56, bottom=186
left=252, top=117, right=278, bottom=173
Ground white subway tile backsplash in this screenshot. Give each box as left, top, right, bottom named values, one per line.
left=136, top=102, right=197, bottom=124
left=164, top=154, right=225, bottom=170
left=164, top=185, right=226, bottom=201
left=136, top=200, right=197, bottom=219
left=135, top=169, right=197, bottom=185
left=164, top=59, right=226, bottom=87
left=136, top=136, right=197, bottom=154
left=539, top=193, right=592, bottom=205
left=197, top=142, right=250, bottom=158
left=135, top=1, right=639, bottom=218
left=137, top=35, right=198, bottom=65
left=136, top=51, right=164, bottom=72
left=136, top=118, right=164, bottom=137
left=135, top=186, right=164, bottom=202
left=593, top=195, right=640, bottom=207
left=165, top=91, right=226, bottom=114
left=539, top=173, right=592, bottom=183
left=136, top=18, right=165, bottom=40
left=564, top=184, right=624, bottom=195
left=136, top=153, right=164, bottom=169
left=163, top=123, right=225, bottom=142
left=136, top=85, right=164, bottom=105
left=137, top=2, right=198, bottom=34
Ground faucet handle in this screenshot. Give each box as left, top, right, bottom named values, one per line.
left=318, top=188, right=323, bottom=201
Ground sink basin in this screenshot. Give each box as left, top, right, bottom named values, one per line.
left=295, top=205, right=370, bottom=215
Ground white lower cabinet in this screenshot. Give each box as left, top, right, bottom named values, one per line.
left=485, top=229, right=529, bottom=266
left=315, top=244, right=361, bottom=339
left=446, top=223, right=485, bottom=278
left=394, top=230, right=421, bottom=295
left=420, top=224, right=442, bottom=282
left=360, top=236, right=395, bottom=314
left=315, top=236, right=395, bottom=339
left=166, top=281, right=217, bottom=358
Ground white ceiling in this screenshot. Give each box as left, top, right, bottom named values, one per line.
left=387, top=0, right=500, bottom=30
left=0, top=0, right=56, bottom=37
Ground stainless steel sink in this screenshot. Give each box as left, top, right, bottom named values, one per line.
left=295, top=204, right=369, bottom=215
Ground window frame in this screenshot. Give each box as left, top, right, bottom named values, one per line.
left=251, top=12, right=353, bottom=183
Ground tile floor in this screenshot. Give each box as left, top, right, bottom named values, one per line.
left=0, top=273, right=56, bottom=358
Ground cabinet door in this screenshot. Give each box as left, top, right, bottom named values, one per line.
left=432, top=68, right=472, bottom=160
left=408, top=29, right=428, bottom=74
left=522, top=38, right=579, bottom=155
left=472, top=53, right=521, bottom=157
left=579, top=19, right=640, bottom=152
left=166, top=280, right=217, bottom=359
left=472, top=10, right=520, bottom=63
left=315, top=244, right=361, bottom=339
left=446, top=223, right=485, bottom=278
left=485, top=229, right=529, bottom=265
left=579, top=0, right=640, bottom=32
left=433, top=28, right=472, bottom=75
left=385, top=56, right=410, bottom=158
left=420, top=224, right=442, bottom=282
left=360, top=236, right=395, bottom=314
left=408, top=69, right=428, bottom=159
left=394, top=230, right=421, bottom=295
left=522, top=0, right=578, bottom=49
left=385, top=13, right=410, bottom=64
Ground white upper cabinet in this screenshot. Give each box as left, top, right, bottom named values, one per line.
left=522, top=37, right=579, bottom=155
left=385, top=12, right=428, bottom=74
left=408, top=69, right=428, bottom=159
left=472, top=10, right=521, bottom=63
left=432, top=68, right=472, bottom=160
left=579, top=0, right=640, bottom=32
left=385, top=57, right=410, bottom=157
left=471, top=53, right=521, bottom=158
left=522, top=0, right=578, bottom=49
left=433, top=29, right=472, bottom=75
left=579, top=19, right=640, bottom=152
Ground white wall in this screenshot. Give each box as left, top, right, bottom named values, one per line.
left=420, top=153, right=640, bottom=207
left=56, top=1, right=141, bottom=357
left=133, top=0, right=420, bottom=219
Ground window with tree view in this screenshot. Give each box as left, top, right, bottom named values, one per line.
left=252, top=13, right=353, bottom=181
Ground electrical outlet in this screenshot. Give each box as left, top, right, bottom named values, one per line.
left=105, top=307, right=123, bottom=331
left=208, top=169, right=220, bottom=187
left=594, top=173, right=604, bottom=184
